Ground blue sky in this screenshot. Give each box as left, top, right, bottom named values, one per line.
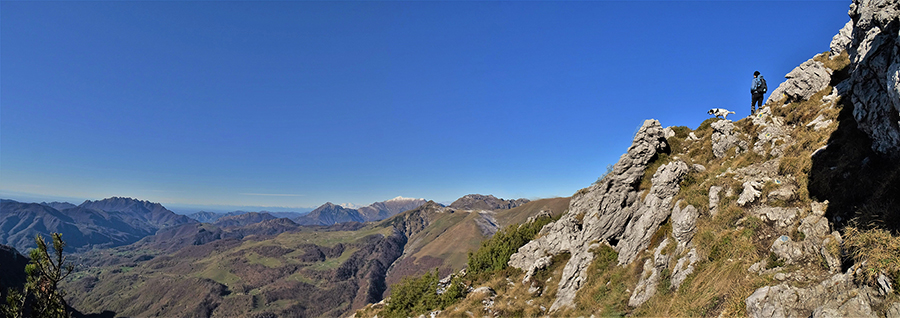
left=1, top=1, right=850, bottom=211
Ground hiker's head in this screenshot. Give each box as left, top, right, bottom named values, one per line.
left=754, top=71, right=760, bottom=77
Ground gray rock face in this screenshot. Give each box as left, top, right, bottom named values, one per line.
left=628, top=238, right=671, bottom=307
left=831, top=20, right=855, bottom=55
left=671, top=248, right=699, bottom=290
left=835, top=0, right=900, bottom=155
left=509, top=119, right=680, bottom=312
left=711, top=120, right=748, bottom=158
left=746, top=267, right=881, bottom=318
left=780, top=59, right=834, bottom=103
left=617, top=161, right=689, bottom=265
left=671, top=202, right=699, bottom=252
left=750, top=106, right=792, bottom=157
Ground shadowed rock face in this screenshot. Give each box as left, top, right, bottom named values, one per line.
left=828, top=0, right=900, bottom=156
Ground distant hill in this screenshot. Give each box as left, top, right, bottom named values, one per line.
left=357, top=196, right=428, bottom=221
left=189, top=210, right=308, bottom=223
left=78, top=197, right=195, bottom=228
left=0, top=197, right=196, bottom=252
left=296, top=197, right=428, bottom=225
left=41, top=201, right=77, bottom=211
left=296, top=202, right=365, bottom=225
left=187, top=211, right=229, bottom=223
left=448, top=194, right=530, bottom=211
left=213, top=212, right=277, bottom=228
left=381, top=197, right=569, bottom=291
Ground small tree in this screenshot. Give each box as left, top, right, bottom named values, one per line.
left=1, top=233, right=74, bottom=318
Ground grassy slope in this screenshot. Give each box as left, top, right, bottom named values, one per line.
left=384, top=198, right=571, bottom=291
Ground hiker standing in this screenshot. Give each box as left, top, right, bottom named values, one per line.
left=751, top=71, right=766, bottom=115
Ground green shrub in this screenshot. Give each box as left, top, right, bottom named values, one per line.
left=383, top=269, right=467, bottom=318
left=466, top=214, right=556, bottom=278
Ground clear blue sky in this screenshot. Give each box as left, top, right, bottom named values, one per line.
left=1, top=1, right=850, bottom=211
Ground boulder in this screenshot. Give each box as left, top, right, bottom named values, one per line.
left=798, top=215, right=830, bottom=241
left=738, top=181, right=762, bottom=206
left=753, top=206, right=799, bottom=228
left=671, top=202, right=699, bottom=251
left=781, top=59, right=834, bottom=102
left=767, top=183, right=796, bottom=202
left=711, top=120, right=748, bottom=158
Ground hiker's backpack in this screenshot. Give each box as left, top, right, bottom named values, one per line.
left=759, top=76, right=767, bottom=94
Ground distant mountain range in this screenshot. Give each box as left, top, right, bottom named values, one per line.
left=60, top=196, right=567, bottom=318
left=295, top=196, right=429, bottom=225
left=0, top=195, right=529, bottom=253
left=0, top=197, right=196, bottom=252
left=448, top=194, right=530, bottom=210
left=187, top=210, right=308, bottom=223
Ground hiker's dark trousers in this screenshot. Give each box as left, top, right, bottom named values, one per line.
left=751, top=92, right=764, bottom=113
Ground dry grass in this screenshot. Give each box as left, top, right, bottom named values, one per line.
left=814, top=50, right=851, bottom=72
left=843, top=227, right=900, bottom=290
left=437, top=258, right=566, bottom=318
left=570, top=245, right=640, bottom=317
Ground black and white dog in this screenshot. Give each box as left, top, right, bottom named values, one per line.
left=708, top=108, right=736, bottom=120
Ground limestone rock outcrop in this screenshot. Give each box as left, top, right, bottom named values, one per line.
left=508, top=119, right=685, bottom=312
left=628, top=238, right=671, bottom=307
left=829, top=0, right=900, bottom=155
left=746, top=266, right=882, bottom=318
left=771, top=59, right=834, bottom=103
left=711, top=120, right=748, bottom=158
left=616, top=160, right=688, bottom=265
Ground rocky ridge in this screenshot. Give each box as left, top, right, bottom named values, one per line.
left=508, top=119, right=690, bottom=311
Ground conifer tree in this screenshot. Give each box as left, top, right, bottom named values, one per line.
left=1, top=233, right=74, bottom=318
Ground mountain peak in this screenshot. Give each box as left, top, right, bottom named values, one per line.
left=387, top=196, right=422, bottom=202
